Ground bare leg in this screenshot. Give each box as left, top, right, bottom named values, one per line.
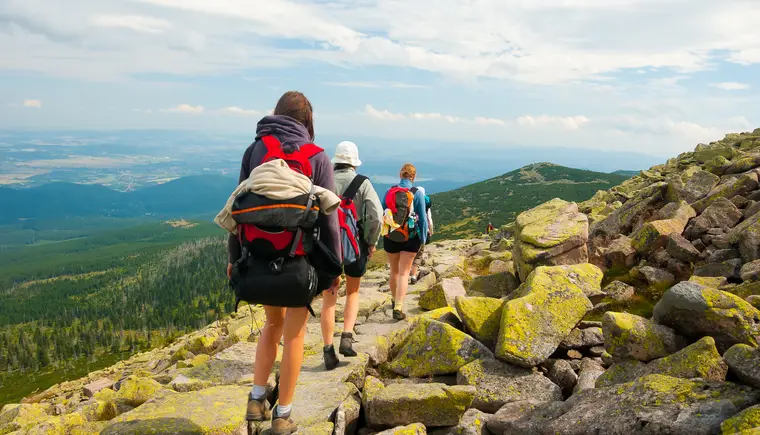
left=276, top=307, right=310, bottom=407
left=320, top=288, right=338, bottom=347
left=253, top=306, right=285, bottom=387
left=395, top=251, right=418, bottom=309
left=387, top=252, right=400, bottom=304
left=343, top=276, right=361, bottom=333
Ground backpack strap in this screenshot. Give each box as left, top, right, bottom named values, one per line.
left=260, top=135, right=284, bottom=162
left=342, top=175, right=368, bottom=201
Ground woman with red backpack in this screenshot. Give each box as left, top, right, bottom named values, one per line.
left=226, top=91, right=341, bottom=435
left=320, top=140, right=383, bottom=370
left=381, top=163, right=429, bottom=320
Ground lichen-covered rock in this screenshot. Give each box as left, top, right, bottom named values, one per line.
left=666, top=166, right=720, bottom=203
left=419, top=278, right=467, bottom=311
left=101, top=385, right=247, bottom=435
left=603, top=236, right=639, bottom=268
left=652, top=282, right=760, bottom=351
left=0, top=403, right=50, bottom=434
left=454, top=297, right=503, bottom=347
left=486, top=400, right=553, bottom=435
left=666, top=233, right=701, bottom=263
left=748, top=295, right=760, bottom=309
left=560, top=327, right=604, bottom=350
left=730, top=209, right=760, bottom=263
left=375, top=423, right=427, bottom=435
left=496, top=266, right=593, bottom=368
left=602, top=312, right=686, bottom=362
left=75, top=400, right=118, bottom=422
left=503, top=374, right=760, bottom=435
left=457, top=359, right=562, bottom=413
left=602, top=281, right=635, bottom=302
left=572, top=358, right=605, bottom=395
left=721, top=404, right=760, bottom=435
left=741, top=260, right=760, bottom=282
left=724, top=344, right=760, bottom=389
left=428, top=409, right=492, bottom=435
left=687, top=198, right=744, bottom=240
left=632, top=218, right=692, bottom=254
left=688, top=275, right=728, bottom=288
left=114, top=376, right=163, bottom=407
left=591, top=182, right=667, bottom=238
left=363, top=376, right=475, bottom=428
left=487, top=259, right=513, bottom=275
left=388, top=318, right=493, bottom=377
left=595, top=359, right=648, bottom=388
left=467, top=272, right=518, bottom=298
left=644, top=336, right=728, bottom=381
left=692, top=172, right=760, bottom=213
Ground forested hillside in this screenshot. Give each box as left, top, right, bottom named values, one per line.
left=431, top=163, right=630, bottom=239
left=0, top=222, right=230, bottom=405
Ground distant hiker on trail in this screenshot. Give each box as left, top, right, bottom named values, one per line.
left=381, top=163, right=428, bottom=320
left=320, top=140, right=383, bottom=371
left=486, top=222, right=495, bottom=234
left=222, top=91, right=342, bottom=435
left=409, top=188, right=433, bottom=285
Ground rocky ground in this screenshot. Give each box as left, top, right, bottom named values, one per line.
left=3, top=129, right=760, bottom=435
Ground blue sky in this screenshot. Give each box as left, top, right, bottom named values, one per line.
left=2, top=0, right=760, bottom=158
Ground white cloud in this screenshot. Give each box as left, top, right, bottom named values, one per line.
left=22, top=99, right=42, bottom=108
left=220, top=106, right=260, bottom=116
left=163, top=104, right=204, bottom=114
left=710, top=82, right=750, bottom=91
left=3, top=0, right=760, bottom=85
left=91, top=14, right=172, bottom=34
left=322, top=81, right=425, bottom=89
left=516, top=115, right=590, bottom=130
left=474, top=117, right=506, bottom=126
left=364, top=104, right=406, bottom=121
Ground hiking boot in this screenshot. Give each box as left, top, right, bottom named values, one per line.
left=271, top=410, right=298, bottom=435
left=246, top=395, right=271, bottom=422
left=339, top=332, right=357, bottom=357
left=323, top=345, right=339, bottom=371
left=392, top=310, right=407, bottom=321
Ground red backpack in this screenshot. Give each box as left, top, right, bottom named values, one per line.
left=384, top=186, right=418, bottom=242
left=229, top=135, right=325, bottom=310
left=337, top=175, right=368, bottom=265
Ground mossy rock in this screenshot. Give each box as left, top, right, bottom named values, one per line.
left=387, top=318, right=493, bottom=377
left=602, top=312, right=686, bottom=362
left=102, top=385, right=250, bottom=435
left=721, top=404, right=760, bottom=434
left=454, top=296, right=504, bottom=347
left=375, top=423, right=427, bottom=435
left=496, top=265, right=594, bottom=367
left=645, top=336, right=728, bottom=381
left=114, top=376, right=164, bottom=407
left=363, top=375, right=475, bottom=428
left=419, top=278, right=467, bottom=311
left=0, top=404, right=50, bottom=434
left=653, top=282, right=760, bottom=352
left=76, top=400, right=118, bottom=422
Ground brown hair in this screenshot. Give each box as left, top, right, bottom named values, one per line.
left=273, top=91, right=314, bottom=140
left=400, top=163, right=417, bottom=181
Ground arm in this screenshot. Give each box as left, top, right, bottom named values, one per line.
left=414, top=189, right=428, bottom=244
left=361, top=179, right=384, bottom=247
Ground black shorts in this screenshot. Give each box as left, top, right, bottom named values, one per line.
left=344, top=239, right=369, bottom=278
left=383, top=236, right=422, bottom=254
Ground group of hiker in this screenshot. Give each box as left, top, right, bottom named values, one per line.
left=216, top=91, right=434, bottom=435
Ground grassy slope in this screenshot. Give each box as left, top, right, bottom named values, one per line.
left=431, top=163, right=629, bottom=239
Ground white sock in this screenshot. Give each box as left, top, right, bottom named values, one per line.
left=276, top=404, right=292, bottom=416
left=250, top=385, right=267, bottom=399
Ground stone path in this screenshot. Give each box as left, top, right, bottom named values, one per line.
left=0, top=239, right=479, bottom=435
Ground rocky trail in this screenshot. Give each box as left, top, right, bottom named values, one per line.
left=4, top=129, right=760, bottom=435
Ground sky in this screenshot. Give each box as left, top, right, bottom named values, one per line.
left=2, top=0, right=760, bottom=159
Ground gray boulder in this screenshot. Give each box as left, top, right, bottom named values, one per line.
left=572, top=358, right=605, bottom=395
left=723, top=343, right=760, bottom=389
left=457, top=359, right=562, bottom=413
left=500, top=374, right=760, bottom=435
left=652, top=282, right=760, bottom=351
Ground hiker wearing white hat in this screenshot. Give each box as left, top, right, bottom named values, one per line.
left=321, top=140, right=383, bottom=370
left=331, top=141, right=363, bottom=167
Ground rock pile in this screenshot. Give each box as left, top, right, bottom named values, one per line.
left=4, top=128, right=760, bottom=435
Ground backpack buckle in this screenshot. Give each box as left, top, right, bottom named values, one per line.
left=269, top=257, right=284, bottom=274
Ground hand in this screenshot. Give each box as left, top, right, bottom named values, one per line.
left=226, top=263, right=233, bottom=279
left=367, top=245, right=376, bottom=259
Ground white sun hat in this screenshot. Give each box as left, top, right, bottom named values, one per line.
left=331, top=141, right=362, bottom=167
